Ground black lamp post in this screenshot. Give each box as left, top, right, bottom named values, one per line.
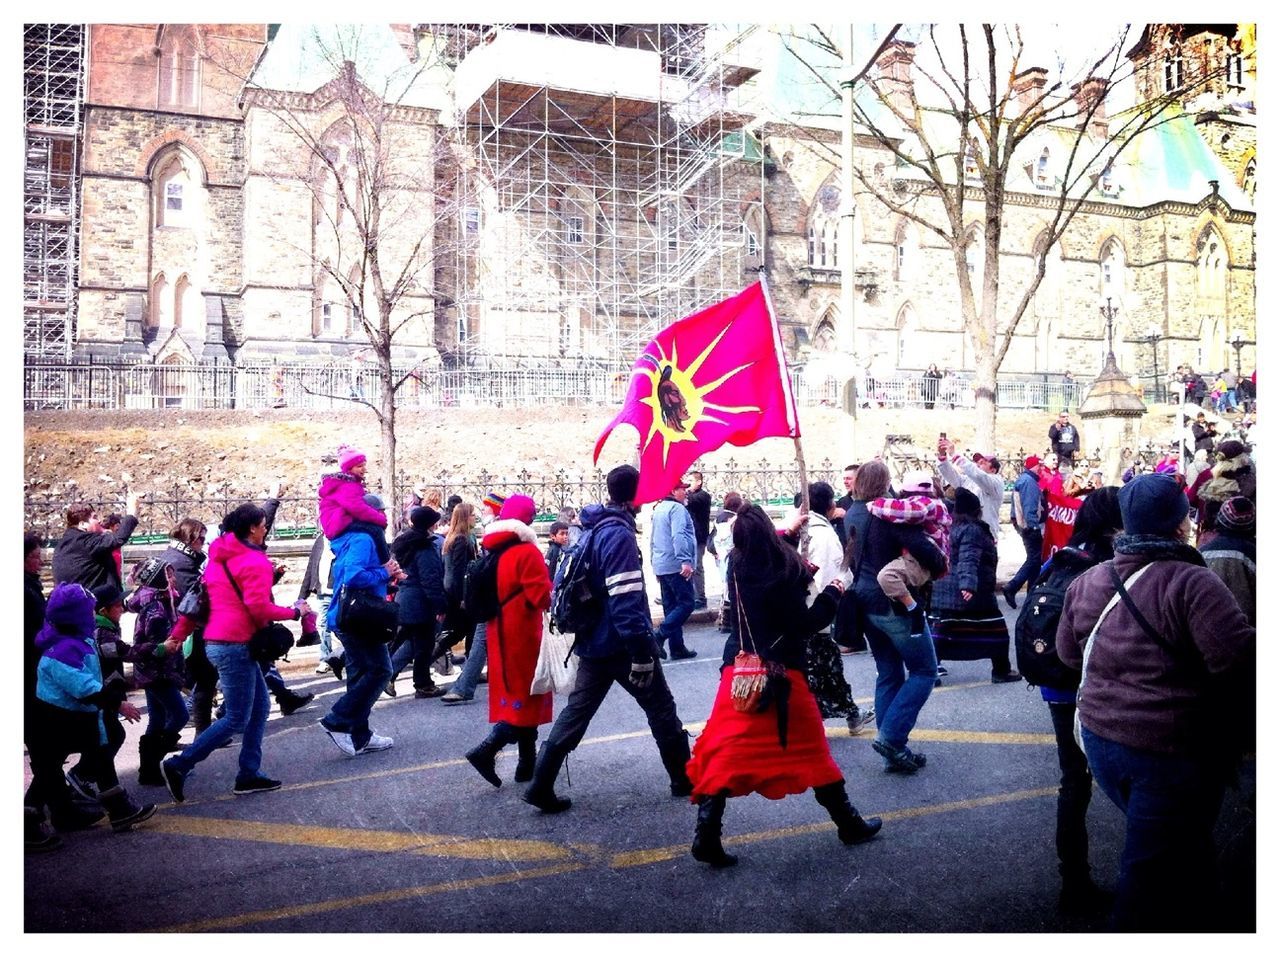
left=1140, top=325, right=1163, bottom=404
left=1230, top=330, right=1253, bottom=379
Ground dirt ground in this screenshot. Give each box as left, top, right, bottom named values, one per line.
left=24, top=403, right=1181, bottom=504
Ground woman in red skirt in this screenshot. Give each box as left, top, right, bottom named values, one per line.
left=686, top=505, right=882, bottom=867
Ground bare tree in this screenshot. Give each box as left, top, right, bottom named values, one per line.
left=236, top=26, right=459, bottom=499
left=779, top=24, right=1230, bottom=449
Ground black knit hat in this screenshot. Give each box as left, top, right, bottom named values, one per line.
left=92, top=582, right=125, bottom=609
left=409, top=505, right=440, bottom=532
left=607, top=464, right=640, bottom=504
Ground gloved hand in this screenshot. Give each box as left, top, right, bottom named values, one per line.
left=909, top=603, right=926, bottom=635
left=628, top=655, right=656, bottom=690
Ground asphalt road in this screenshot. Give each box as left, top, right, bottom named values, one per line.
left=24, top=617, right=1255, bottom=934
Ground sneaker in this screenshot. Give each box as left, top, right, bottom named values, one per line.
left=233, top=775, right=283, bottom=795
left=110, top=802, right=158, bottom=832
left=936, top=664, right=949, bottom=676
left=384, top=680, right=398, bottom=698
left=992, top=669, right=1023, bottom=684
left=872, top=739, right=925, bottom=774
left=670, top=648, right=698, bottom=660
left=161, top=759, right=187, bottom=803
left=845, top=709, right=876, bottom=735
left=415, top=686, right=447, bottom=699
left=441, top=691, right=473, bottom=704
left=314, top=661, right=332, bottom=675
left=357, top=732, right=394, bottom=754
left=838, top=645, right=856, bottom=655
left=321, top=725, right=357, bottom=757
left=65, top=768, right=99, bottom=803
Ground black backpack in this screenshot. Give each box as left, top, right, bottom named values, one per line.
left=462, top=540, right=518, bottom=621
left=1014, top=550, right=1094, bottom=689
left=549, top=516, right=627, bottom=636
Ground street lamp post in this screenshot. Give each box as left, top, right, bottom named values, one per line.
left=1230, top=330, right=1251, bottom=379
left=1099, top=296, right=1118, bottom=361
left=1143, top=325, right=1163, bottom=404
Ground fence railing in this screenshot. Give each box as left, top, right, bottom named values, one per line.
left=23, top=462, right=845, bottom=546
left=25, top=357, right=1091, bottom=413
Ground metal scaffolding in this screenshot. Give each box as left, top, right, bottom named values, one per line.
left=436, top=23, right=765, bottom=367
left=24, top=23, right=86, bottom=359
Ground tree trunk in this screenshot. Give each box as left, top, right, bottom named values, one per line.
left=972, top=343, right=998, bottom=453
left=378, top=359, right=397, bottom=513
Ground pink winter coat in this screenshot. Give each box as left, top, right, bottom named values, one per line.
left=202, top=532, right=296, bottom=644
left=318, top=472, right=388, bottom=540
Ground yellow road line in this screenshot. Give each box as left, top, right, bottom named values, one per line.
left=146, top=815, right=584, bottom=862
left=151, top=785, right=1059, bottom=932
left=160, top=862, right=586, bottom=933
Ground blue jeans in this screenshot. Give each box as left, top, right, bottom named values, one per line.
left=1082, top=727, right=1228, bottom=931
left=317, top=594, right=335, bottom=659
left=1007, top=527, right=1044, bottom=596
left=323, top=630, right=392, bottom=750
left=451, top=620, right=488, bottom=698
left=656, top=573, right=694, bottom=654
left=169, top=641, right=271, bottom=780
left=145, top=682, right=189, bottom=736
left=863, top=608, right=937, bottom=750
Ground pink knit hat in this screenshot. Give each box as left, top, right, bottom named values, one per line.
left=337, top=445, right=366, bottom=472
left=499, top=494, right=536, bottom=525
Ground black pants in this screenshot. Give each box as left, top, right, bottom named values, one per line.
left=25, top=700, right=119, bottom=813
left=544, top=653, right=685, bottom=756
left=1007, top=527, right=1044, bottom=596
left=69, top=703, right=124, bottom=781
left=391, top=621, right=440, bottom=690
left=1047, top=700, right=1093, bottom=883
left=832, top=590, right=867, bottom=652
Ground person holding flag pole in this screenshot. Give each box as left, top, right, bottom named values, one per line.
left=524, top=278, right=823, bottom=813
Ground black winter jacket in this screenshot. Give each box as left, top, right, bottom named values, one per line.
left=160, top=540, right=206, bottom=595
left=51, top=516, right=138, bottom=591
left=930, top=515, right=999, bottom=615
left=852, top=513, right=949, bottom=616
left=391, top=528, right=447, bottom=625
left=442, top=534, right=477, bottom=606
left=721, top=553, right=840, bottom=671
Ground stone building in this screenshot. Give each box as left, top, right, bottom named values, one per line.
left=28, top=22, right=1256, bottom=380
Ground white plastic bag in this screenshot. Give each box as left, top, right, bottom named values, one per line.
left=530, top=615, right=578, bottom=695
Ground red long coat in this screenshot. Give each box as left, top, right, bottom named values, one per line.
left=481, top=520, right=553, bottom=727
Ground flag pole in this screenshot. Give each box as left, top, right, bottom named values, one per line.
left=759, top=271, right=811, bottom=556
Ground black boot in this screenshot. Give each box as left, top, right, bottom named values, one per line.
left=658, top=730, right=694, bottom=798
left=465, top=723, right=516, bottom=788
left=690, top=795, right=738, bottom=868
left=514, top=728, right=537, bottom=784
left=163, top=729, right=184, bottom=754
left=276, top=688, right=315, bottom=716
left=137, top=733, right=164, bottom=786
left=523, top=742, right=572, bottom=813
left=813, top=783, right=882, bottom=845
left=97, top=785, right=157, bottom=833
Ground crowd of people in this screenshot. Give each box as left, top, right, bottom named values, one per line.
left=24, top=417, right=1256, bottom=930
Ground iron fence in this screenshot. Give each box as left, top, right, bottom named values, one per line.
left=23, top=461, right=847, bottom=546
left=25, top=357, right=1090, bottom=413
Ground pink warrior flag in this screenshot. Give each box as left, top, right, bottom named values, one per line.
left=594, top=281, right=800, bottom=506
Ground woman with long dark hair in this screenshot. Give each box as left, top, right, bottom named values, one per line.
left=685, top=505, right=882, bottom=868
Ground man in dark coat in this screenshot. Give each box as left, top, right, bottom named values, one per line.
left=524, top=465, right=693, bottom=813
left=52, top=495, right=140, bottom=592
left=684, top=471, right=713, bottom=609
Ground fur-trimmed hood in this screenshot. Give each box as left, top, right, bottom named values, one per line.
left=481, top=519, right=538, bottom=550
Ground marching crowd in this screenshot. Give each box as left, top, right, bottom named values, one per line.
left=24, top=415, right=1256, bottom=931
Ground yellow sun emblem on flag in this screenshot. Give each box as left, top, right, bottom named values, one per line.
left=637, top=323, right=761, bottom=467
